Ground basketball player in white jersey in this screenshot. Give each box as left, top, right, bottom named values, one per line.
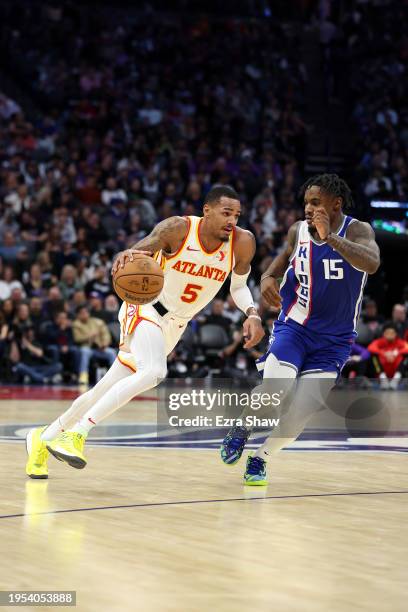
left=26, top=186, right=264, bottom=477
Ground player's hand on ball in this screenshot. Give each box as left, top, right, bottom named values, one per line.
left=313, top=208, right=331, bottom=240
left=242, top=317, right=265, bottom=349
left=111, top=249, right=152, bottom=275
left=260, top=276, right=282, bottom=309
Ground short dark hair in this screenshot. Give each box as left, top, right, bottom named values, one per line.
left=76, top=304, right=89, bottom=315
left=299, top=173, right=354, bottom=210
left=204, top=185, right=240, bottom=206
left=382, top=322, right=398, bottom=333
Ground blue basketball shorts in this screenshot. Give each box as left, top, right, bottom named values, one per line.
left=256, top=319, right=352, bottom=377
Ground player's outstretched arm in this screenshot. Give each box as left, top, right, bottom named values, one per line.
left=231, top=229, right=264, bottom=349
left=111, top=216, right=188, bottom=273
left=260, top=222, right=299, bottom=309
left=313, top=210, right=380, bottom=274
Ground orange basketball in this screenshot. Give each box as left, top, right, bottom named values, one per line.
left=113, top=254, right=164, bottom=305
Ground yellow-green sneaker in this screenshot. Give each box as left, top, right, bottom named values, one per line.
left=243, top=455, right=268, bottom=486
left=46, top=431, right=87, bottom=469
left=26, top=427, right=49, bottom=479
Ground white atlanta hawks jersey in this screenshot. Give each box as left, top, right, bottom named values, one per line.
left=153, top=215, right=235, bottom=318
left=117, top=215, right=235, bottom=361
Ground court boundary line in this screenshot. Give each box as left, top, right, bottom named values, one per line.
left=2, top=489, right=408, bottom=520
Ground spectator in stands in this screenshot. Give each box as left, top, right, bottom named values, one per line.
left=389, top=304, right=407, bottom=339
left=361, top=299, right=383, bottom=339
left=13, top=303, right=32, bottom=332
left=202, top=299, right=233, bottom=336
left=84, top=214, right=109, bottom=246
left=44, top=311, right=80, bottom=383
left=368, top=324, right=408, bottom=390
left=24, top=263, right=48, bottom=298
left=103, top=295, right=120, bottom=323
left=341, top=341, right=371, bottom=381
left=0, top=310, right=10, bottom=365
left=1, top=298, right=15, bottom=325
left=58, top=265, right=83, bottom=301
left=72, top=305, right=116, bottom=385
left=101, top=177, right=127, bottom=207
left=85, top=266, right=111, bottom=299
left=11, top=325, right=62, bottom=384
left=223, top=295, right=244, bottom=325
left=76, top=174, right=101, bottom=206
left=43, top=286, right=66, bottom=321
left=218, top=330, right=246, bottom=377
left=28, top=297, right=44, bottom=335
left=0, top=231, right=24, bottom=263
left=0, top=264, right=13, bottom=301
left=88, top=293, right=104, bottom=319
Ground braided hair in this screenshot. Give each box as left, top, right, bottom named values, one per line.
left=299, top=174, right=354, bottom=210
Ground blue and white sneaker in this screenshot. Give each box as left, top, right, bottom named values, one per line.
left=220, top=425, right=250, bottom=465
left=244, top=455, right=268, bottom=486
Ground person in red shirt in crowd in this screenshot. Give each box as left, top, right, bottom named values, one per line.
left=368, top=324, right=408, bottom=390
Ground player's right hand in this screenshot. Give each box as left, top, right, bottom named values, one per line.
left=260, top=276, right=282, bottom=309
left=111, top=249, right=153, bottom=274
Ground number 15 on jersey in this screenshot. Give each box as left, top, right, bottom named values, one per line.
left=323, top=259, right=344, bottom=280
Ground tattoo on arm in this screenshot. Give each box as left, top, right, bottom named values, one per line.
left=132, top=216, right=188, bottom=254
left=326, top=222, right=380, bottom=274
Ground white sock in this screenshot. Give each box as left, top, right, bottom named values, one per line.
left=71, top=417, right=96, bottom=438
left=67, top=321, right=167, bottom=432
left=40, top=359, right=133, bottom=441
left=41, top=321, right=166, bottom=441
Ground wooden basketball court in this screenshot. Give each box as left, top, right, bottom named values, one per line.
left=1, top=388, right=407, bottom=611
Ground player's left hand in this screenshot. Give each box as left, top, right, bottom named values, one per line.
left=242, top=317, right=265, bottom=349
left=313, top=208, right=331, bottom=240
left=111, top=248, right=152, bottom=275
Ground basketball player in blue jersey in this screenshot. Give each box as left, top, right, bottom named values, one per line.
left=221, top=174, right=381, bottom=485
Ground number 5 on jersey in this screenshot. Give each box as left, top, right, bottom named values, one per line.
left=181, top=283, right=203, bottom=303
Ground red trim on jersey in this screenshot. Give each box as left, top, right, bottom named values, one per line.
left=303, top=242, right=313, bottom=325
left=118, top=302, right=129, bottom=348
left=117, top=355, right=137, bottom=372
left=197, top=218, right=223, bottom=255
left=229, top=226, right=236, bottom=272
left=285, top=258, right=298, bottom=319
left=164, top=216, right=191, bottom=261
left=127, top=306, right=141, bottom=334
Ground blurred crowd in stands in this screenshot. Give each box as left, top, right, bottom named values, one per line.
left=346, top=0, right=407, bottom=203
left=0, top=1, right=407, bottom=386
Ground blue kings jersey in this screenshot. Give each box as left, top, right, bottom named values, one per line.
left=278, top=216, right=367, bottom=338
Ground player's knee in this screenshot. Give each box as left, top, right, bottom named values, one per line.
left=148, top=361, right=167, bottom=382
left=263, top=353, right=297, bottom=380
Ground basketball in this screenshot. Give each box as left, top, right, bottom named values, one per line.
left=113, top=255, right=164, bottom=305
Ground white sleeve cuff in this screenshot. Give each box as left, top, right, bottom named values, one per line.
left=230, top=269, right=255, bottom=314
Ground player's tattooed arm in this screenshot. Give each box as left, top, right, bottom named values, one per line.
left=327, top=221, right=380, bottom=274
left=260, top=222, right=300, bottom=308
left=111, top=216, right=188, bottom=273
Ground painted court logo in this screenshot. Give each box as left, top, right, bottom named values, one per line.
left=2, top=424, right=408, bottom=453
